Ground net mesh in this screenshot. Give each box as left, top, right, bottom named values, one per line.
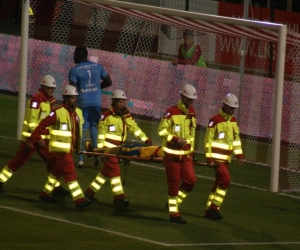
left=1, top=0, right=300, bottom=191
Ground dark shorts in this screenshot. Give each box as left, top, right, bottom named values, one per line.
left=81, top=106, right=101, bottom=128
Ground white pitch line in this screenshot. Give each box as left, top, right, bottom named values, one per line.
left=131, top=161, right=269, bottom=191
left=166, top=242, right=300, bottom=246
left=0, top=205, right=166, bottom=247
left=1, top=205, right=300, bottom=247
left=0, top=135, right=16, bottom=139
left=130, top=162, right=300, bottom=199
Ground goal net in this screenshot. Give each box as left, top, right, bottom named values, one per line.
left=2, top=0, right=300, bottom=192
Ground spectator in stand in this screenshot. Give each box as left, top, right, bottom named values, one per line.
left=172, top=30, right=206, bottom=68
left=69, top=46, right=112, bottom=169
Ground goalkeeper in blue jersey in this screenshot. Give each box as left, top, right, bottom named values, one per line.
left=69, top=46, right=112, bottom=168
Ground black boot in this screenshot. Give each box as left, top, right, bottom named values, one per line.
left=93, top=157, right=100, bottom=167
left=170, top=216, right=187, bottom=224
left=76, top=199, right=91, bottom=209
left=52, top=186, right=70, bottom=197
left=0, top=182, right=5, bottom=192
left=113, top=198, right=130, bottom=207
left=206, top=207, right=223, bottom=221
left=192, top=155, right=197, bottom=162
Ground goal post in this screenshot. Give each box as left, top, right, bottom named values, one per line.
left=270, top=26, right=287, bottom=192
left=79, top=0, right=287, bottom=192
left=17, top=0, right=30, bottom=142
left=18, top=0, right=293, bottom=192
left=79, top=1, right=287, bottom=193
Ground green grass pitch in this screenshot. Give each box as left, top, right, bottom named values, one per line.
left=0, top=93, right=300, bottom=250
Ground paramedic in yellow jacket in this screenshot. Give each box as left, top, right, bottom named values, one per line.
left=0, top=75, right=67, bottom=195
left=158, top=84, right=197, bottom=224
left=204, top=93, right=243, bottom=220
left=85, top=89, right=152, bottom=207
left=27, top=85, right=91, bottom=209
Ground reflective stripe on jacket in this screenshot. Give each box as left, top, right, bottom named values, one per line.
left=49, top=107, right=83, bottom=153
left=21, top=89, right=55, bottom=142
left=204, top=109, right=243, bottom=163
left=158, top=100, right=196, bottom=156
left=97, top=107, right=149, bottom=149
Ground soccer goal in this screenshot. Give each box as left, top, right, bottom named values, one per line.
left=16, top=0, right=300, bottom=192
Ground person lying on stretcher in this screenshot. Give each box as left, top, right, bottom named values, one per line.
left=85, top=141, right=164, bottom=158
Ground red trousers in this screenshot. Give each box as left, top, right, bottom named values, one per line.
left=211, top=162, right=231, bottom=192
left=7, top=141, right=55, bottom=173
left=50, top=152, right=77, bottom=182
left=100, top=156, right=121, bottom=178
left=164, top=157, right=196, bottom=196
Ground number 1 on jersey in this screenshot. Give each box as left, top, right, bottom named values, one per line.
left=87, top=69, right=91, bottom=83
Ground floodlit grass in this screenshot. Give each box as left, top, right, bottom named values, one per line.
left=0, top=94, right=300, bottom=250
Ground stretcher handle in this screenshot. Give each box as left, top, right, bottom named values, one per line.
left=80, top=151, right=207, bottom=166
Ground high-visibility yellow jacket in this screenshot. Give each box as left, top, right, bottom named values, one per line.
left=204, top=109, right=243, bottom=163
left=158, top=100, right=196, bottom=157
left=21, top=89, right=55, bottom=142
left=30, top=104, right=84, bottom=154
left=97, top=106, right=149, bottom=149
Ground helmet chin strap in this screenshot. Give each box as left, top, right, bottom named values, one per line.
left=114, top=106, right=128, bottom=116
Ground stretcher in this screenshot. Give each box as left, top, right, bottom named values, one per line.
left=81, top=143, right=207, bottom=166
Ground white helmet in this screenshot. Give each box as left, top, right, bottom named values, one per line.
left=222, top=93, right=239, bottom=108
left=111, top=89, right=127, bottom=99
left=41, top=75, right=56, bottom=88
left=62, top=85, right=79, bottom=96
left=179, top=84, right=197, bottom=99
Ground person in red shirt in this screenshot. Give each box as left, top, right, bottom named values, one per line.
left=26, top=85, right=91, bottom=209
left=172, top=30, right=206, bottom=67
left=0, top=75, right=68, bottom=196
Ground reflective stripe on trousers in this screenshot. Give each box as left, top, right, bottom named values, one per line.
left=89, top=173, right=108, bottom=193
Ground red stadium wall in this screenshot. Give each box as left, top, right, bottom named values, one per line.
left=218, top=2, right=300, bottom=76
